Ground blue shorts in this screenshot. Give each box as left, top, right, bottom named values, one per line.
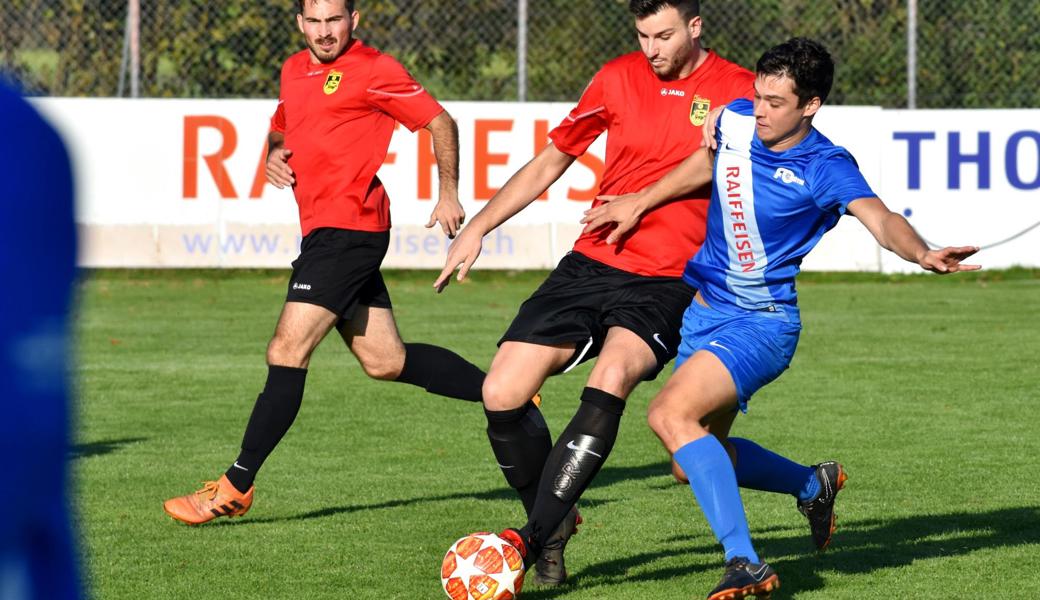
left=674, top=300, right=801, bottom=411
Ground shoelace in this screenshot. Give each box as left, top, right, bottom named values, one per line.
left=194, top=481, right=221, bottom=501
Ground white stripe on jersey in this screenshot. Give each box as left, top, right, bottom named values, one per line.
left=715, top=110, right=775, bottom=310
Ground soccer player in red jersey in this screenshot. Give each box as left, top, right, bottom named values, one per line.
left=164, top=0, right=489, bottom=526
left=435, top=0, right=754, bottom=586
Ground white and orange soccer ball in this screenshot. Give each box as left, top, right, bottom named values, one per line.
left=441, top=532, right=525, bottom=600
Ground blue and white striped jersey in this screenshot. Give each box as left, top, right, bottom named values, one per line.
left=682, top=99, right=876, bottom=323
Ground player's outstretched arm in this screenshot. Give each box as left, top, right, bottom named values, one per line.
left=425, top=111, right=465, bottom=238
left=581, top=146, right=714, bottom=244
left=848, top=197, right=981, bottom=274
left=433, top=144, right=577, bottom=292
left=265, top=132, right=295, bottom=188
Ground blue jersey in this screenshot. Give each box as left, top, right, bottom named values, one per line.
left=682, top=99, right=875, bottom=323
left=0, top=82, right=82, bottom=599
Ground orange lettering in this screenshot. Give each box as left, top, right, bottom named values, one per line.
left=474, top=119, right=514, bottom=200
left=183, top=116, right=238, bottom=199
left=248, top=140, right=268, bottom=199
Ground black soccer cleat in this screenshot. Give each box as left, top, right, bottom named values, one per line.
left=706, top=556, right=779, bottom=600
left=797, top=461, right=848, bottom=551
left=531, top=505, right=582, bottom=587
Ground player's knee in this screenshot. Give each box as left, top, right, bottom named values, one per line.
left=359, top=354, right=403, bottom=381
left=267, top=335, right=308, bottom=368
left=647, top=399, right=685, bottom=445
left=588, top=359, right=644, bottom=398
left=481, top=376, right=526, bottom=411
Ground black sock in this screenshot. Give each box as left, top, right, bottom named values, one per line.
left=225, top=365, right=308, bottom=493
left=520, top=387, right=625, bottom=555
left=485, top=401, right=552, bottom=516
left=395, top=342, right=485, bottom=402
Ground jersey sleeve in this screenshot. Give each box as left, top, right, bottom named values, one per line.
left=547, top=71, right=611, bottom=157
left=366, top=54, right=445, bottom=132
left=269, top=99, right=286, bottom=134
left=269, top=63, right=288, bottom=134
left=729, top=67, right=756, bottom=101
left=714, top=98, right=753, bottom=147
left=808, top=151, right=877, bottom=215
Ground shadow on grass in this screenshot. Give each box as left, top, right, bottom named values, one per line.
left=70, top=437, right=147, bottom=459
left=520, top=506, right=1040, bottom=598
left=211, top=460, right=673, bottom=527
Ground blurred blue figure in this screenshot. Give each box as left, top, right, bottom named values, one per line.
left=0, top=81, right=82, bottom=599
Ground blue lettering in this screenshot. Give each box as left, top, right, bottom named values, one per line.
left=947, top=131, right=991, bottom=189
left=422, top=234, right=442, bottom=255
left=1005, top=131, right=1040, bottom=190
left=249, top=234, right=280, bottom=254
left=893, top=131, right=935, bottom=190
left=220, top=235, right=247, bottom=254
left=182, top=234, right=212, bottom=254
left=405, top=234, right=419, bottom=254
left=493, top=229, right=513, bottom=255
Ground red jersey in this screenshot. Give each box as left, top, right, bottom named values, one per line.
left=270, top=40, right=444, bottom=235
left=550, top=50, right=754, bottom=277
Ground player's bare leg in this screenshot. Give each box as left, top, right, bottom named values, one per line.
left=648, top=351, right=778, bottom=600
left=338, top=305, right=406, bottom=380
left=268, top=301, right=341, bottom=368
left=483, top=341, right=574, bottom=411
left=339, top=305, right=489, bottom=401
left=163, top=301, right=338, bottom=525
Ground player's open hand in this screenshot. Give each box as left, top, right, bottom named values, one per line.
left=699, top=106, right=725, bottom=150
left=266, top=148, right=295, bottom=188
left=919, top=245, right=981, bottom=274
left=581, top=193, right=644, bottom=244
left=434, top=227, right=483, bottom=293
left=426, top=197, right=466, bottom=238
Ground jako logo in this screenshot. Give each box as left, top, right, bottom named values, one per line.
left=773, top=168, right=805, bottom=186
left=292, top=282, right=312, bottom=290
left=660, top=88, right=686, bottom=97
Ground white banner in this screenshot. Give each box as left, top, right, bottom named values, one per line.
left=31, top=99, right=1038, bottom=270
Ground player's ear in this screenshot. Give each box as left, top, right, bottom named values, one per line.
left=296, top=12, right=305, bottom=35
left=687, top=15, right=702, bottom=40
left=801, top=96, right=822, bottom=118
left=351, top=9, right=360, bottom=31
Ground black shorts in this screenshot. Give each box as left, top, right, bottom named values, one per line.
left=499, top=252, right=696, bottom=380
left=285, top=228, right=392, bottom=320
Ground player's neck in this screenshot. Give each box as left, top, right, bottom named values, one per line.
left=763, top=122, right=813, bottom=153
left=672, top=46, right=708, bottom=81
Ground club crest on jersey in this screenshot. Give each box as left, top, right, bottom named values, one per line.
left=690, top=96, right=711, bottom=126
left=323, top=70, right=343, bottom=95
left=773, top=168, right=805, bottom=186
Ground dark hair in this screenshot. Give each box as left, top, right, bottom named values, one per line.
left=297, top=0, right=355, bottom=14
left=756, top=37, right=834, bottom=106
left=629, top=0, right=700, bottom=22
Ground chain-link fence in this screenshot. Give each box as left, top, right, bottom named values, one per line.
left=2, top=1, right=1038, bottom=107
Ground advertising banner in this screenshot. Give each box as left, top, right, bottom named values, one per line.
left=32, top=99, right=1037, bottom=271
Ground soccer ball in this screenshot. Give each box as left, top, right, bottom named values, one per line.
left=441, top=532, right=525, bottom=600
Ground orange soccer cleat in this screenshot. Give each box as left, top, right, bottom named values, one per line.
left=163, top=475, right=253, bottom=525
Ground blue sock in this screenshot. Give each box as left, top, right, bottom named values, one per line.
left=730, top=437, right=819, bottom=502
left=674, top=436, right=759, bottom=563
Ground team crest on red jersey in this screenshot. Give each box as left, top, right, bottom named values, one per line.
left=323, top=70, right=343, bottom=95
left=690, top=96, right=711, bottom=126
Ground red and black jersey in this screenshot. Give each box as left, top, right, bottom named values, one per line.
left=550, top=50, right=755, bottom=277
left=271, top=40, right=444, bottom=235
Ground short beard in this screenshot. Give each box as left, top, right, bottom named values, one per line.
left=308, top=37, right=349, bottom=63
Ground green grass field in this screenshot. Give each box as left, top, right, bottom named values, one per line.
left=74, top=268, right=1040, bottom=599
